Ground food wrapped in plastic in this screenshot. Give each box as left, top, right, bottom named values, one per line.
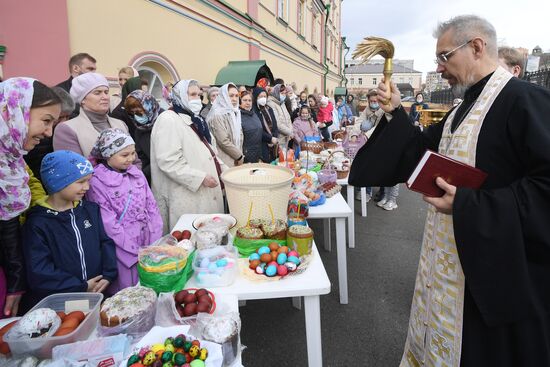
left=191, top=312, right=241, bottom=366
left=193, top=226, right=222, bottom=250
left=99, top=286, right=157, bottom=339
left=137, top=236, right=193, bottom=293
left=7, top=308, right=61, bottom=339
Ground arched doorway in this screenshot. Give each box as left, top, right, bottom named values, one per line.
left=129, top=52, right=179, bottom=101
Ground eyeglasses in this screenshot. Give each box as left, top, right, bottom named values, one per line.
left=434, top=39, right=473, bottom=65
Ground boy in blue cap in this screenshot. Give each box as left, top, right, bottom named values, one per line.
left=21, top=150, right=117, bottom=305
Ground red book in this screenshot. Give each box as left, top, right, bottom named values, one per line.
left=406, top=150, right=488, bottom=197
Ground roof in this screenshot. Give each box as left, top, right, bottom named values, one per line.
left=396, top=83, right=414, bottom=91
left=344, top=63, right=422, bottom=75
left=214, top=60, right=274, bottom=87
left=334, top=87, right=347, bottom=96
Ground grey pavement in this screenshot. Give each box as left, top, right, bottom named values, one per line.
left=240, top=186, right=427, bottom=367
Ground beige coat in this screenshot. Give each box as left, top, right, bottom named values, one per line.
left=150, top=110, right=228, bottom=233
left=355, top=107, right=385, bottom=138
left=207, top=113, right=244, bottom=167
left=53, top=111, right=128, bottom=157
left=267, top=96, right=293, bottom=148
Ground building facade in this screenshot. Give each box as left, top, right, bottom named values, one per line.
left=344, top=62, right=422, bottom=97
left=1, top=0, right=344, bottom=98
left=425, top=71, right=450, bottom=93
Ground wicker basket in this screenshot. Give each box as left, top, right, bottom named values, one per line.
left=221, top=163, right=294, bottom=229
left=301, top=141, right=324, bottom=154
left=331, top=130, right=346, bottom=140
left=323, top=141, right=338, bottom=150
left=323, top=151, right=350, bottom=180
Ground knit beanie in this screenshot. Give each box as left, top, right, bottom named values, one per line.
left=70, top=72, right=109, bottom=104
left=40, top=150, right=94, bottom=194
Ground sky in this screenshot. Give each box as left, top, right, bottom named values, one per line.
left=341, top=0, right=550, bottom=78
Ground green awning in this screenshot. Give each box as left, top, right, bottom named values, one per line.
left=334, top=87, right=347, bottom=96
left=214, top=60, right=274, bottom=87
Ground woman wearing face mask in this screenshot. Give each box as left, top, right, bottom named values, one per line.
left=124, top=90, right=162, bottom=184
left=239, top=90, right=263, bottom=163
left=110, top=76, right=143, bottom=139
left=408, top=92, right=429, bottom=126
left=267, top=84, right=293, bottom=149
left=358, top=89, right=385, bottom=138
left=150, top=80, right=228, bottom=233
left=206, top=83, right=244, bottom=167
left=1, top=78, right=62, bottom=317
left=53, top=73, right=130, bottom=157
left=253, top=87, right=279, bottom=163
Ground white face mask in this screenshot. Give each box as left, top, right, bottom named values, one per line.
left=188, top=99, right=202, bottom=114
left=257, top=97, right=267, bottom=107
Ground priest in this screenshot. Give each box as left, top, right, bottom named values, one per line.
left=350, top=15, right=550, bottom=366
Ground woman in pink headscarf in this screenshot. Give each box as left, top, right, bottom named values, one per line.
left=0, top=77, right=62, bottom=317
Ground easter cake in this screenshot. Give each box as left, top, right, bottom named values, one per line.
left=235, top=226, right=264, bottom=240
left=261, top=219, right=288, bottom=240
left=100, top=286, right=157, bottom=327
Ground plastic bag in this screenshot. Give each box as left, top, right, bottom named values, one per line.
left=98, top=297, right=156, bottom=340
left=190, top=312, right=241, bottom=367
left=137, top=235, right=195, bottom=293
left=232, top=238, right=286, bottom=257
left=155, top=290, right=216, bottom=327
left=52, top=334, right=131, bottom=367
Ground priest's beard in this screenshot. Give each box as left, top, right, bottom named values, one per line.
left=450, top=74, right=477, bottom=98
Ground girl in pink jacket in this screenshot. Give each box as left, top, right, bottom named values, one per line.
left=316, top=95, right=334, bottom=141
left=86, top=128, right=163, bottom=292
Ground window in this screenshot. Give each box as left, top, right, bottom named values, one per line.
left=358, top=78, right=363, bottom=85
left=138, top=68, right=164, bottom=100
left=312, top=13, right=319, bottom=48
left=350, top=78, right=355, bottom=85
left=298, top=0, right=305, bottom=36
left=373, top=77, right=377, bottom=85
left=278, top=0, right=289, bottom=21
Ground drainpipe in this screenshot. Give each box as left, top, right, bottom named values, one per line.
left=323, top=3, right=331, bottom=95
left=341, top=36, right=350, bottom=88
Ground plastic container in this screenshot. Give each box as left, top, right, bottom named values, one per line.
left=5, top=292, right=103, bottom=358
left=193, top=246, right=238, bottom=287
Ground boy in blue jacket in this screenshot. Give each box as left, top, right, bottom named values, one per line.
left=22, top=150, right=117, bottom=305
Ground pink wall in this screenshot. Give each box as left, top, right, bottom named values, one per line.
left=0, top=0, right=71, bottom=85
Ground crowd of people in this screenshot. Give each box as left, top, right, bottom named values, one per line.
left=0, top=52, right=406, bottom=319
left=1, top=12, right=549, bottom=366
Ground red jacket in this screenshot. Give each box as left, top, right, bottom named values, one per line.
left=317, top=102, right=334, bottom=123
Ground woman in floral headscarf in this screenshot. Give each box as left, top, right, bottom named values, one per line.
left=150, top=80, right=228, bottom=233
left=0, top=77, right=61, bottom=317
left=124, top=90, right=162, bottom=184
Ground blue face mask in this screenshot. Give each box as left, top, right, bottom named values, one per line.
left=134, top=114, right=149, bottom=125
left=279, top=95, right=286, bottom=103
left=369, top=103, right=380, bottom=111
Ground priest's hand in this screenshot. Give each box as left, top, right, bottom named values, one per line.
left=377, top=78, right=401, bottom=113
left=423, top=177, right=456, bottom=214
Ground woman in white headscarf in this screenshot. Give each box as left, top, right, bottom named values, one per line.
left=150, top=80, right=228, bottom=233
left=206, top=83, right=244, bottom=167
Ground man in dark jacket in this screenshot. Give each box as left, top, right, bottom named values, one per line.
left=56, top=53, right=97, bottom=119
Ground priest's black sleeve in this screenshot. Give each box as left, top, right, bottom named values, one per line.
left=349, top=106, right=446, bottom=187
left=453, top=82, right=550, bottom=327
